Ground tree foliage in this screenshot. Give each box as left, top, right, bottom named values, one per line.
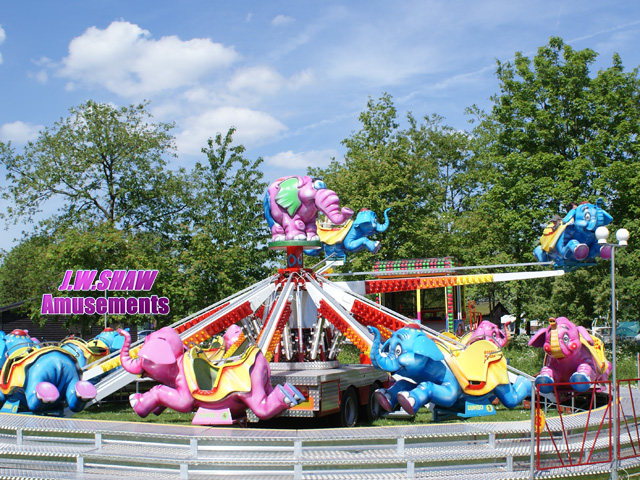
left=2, top=37, right=640, bottom=337
left=0, top=103, right=271, bottom=329
left=469, top=37, right=640, bottom=329
left=309, top=94, right=476, bottom=272
left=0, top=101, right=187, bottom=234
left=179, top=128, right=272, bottom=308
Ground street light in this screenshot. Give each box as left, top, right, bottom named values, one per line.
left=596, top=226, right=630, bottom=480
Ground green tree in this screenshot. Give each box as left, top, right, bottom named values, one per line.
left=0, top=235, right=55, bottom=313
left=310, top=94, right=476, bottom=273
left=0, top=100, right=188, bottom=235
left=181, top=128, right=272, bottom=308
left=468, top=37, right=640, bottom=331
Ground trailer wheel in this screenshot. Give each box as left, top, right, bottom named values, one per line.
left=360, top=381, right=382, bottom=424
left=340, top=387, right=359, bottom=427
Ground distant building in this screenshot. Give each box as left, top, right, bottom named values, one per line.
left=488, top=302, right=510, bottom=325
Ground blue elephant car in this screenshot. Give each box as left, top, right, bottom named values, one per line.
left=534, top=198, right=613, bottom=267
left=0, top=329, right=97, bottom=414
left=306, top=208, right=390, bottom=260
left=368, top=325, right=531, bottom=420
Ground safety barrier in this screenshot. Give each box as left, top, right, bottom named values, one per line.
left=0, top=411, right=536, bottom=479
left=535, top=381, right=612, bottom=470
left=3, top=385, right=640, bottom=479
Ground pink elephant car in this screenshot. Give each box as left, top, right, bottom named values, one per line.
left=263, top=175, right=354, bottom=242
left=118, top=326, right=303, bottom=423
left=528, top=317, right=611, bottom=393
left=461, top=320, right=511, bottom=348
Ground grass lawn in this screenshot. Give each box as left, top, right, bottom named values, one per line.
left=75, top=397, right=545, bottom=428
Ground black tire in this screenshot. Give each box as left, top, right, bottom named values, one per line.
left=339, top=387, right=359, bottom=427
left=360, top=381, right=382, bottom=424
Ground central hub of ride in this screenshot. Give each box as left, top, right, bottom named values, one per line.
left=268, top=240, right=321, bottom=273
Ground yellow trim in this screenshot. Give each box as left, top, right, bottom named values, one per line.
left=317, top=219, right=353, bottom=245
left=581, top=337, right=609, bottom=374
left=539, top=220, right=572, bottom=252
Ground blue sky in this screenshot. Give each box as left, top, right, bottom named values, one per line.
left=1, top=1, right=640, bottom=251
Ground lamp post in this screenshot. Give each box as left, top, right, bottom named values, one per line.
left=596, top=226, right=630, bottom=480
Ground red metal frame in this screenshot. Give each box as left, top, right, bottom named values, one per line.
left=535, top=381, right=612, bottom=470
left=618, top=378, right=640, bottom=460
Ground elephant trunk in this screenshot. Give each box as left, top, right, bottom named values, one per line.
left=544, top=321, right=565, bottom=359
left=595, top=197, right=613, bottom=230
left=315, top=188, right=354, bottom=225
left=118, top=328, right=143, bottom=375
left=368, top=327, right=382, bottom=369
left=499, top=322, right=511, bottom=348
left=376, top=208, right=390, bottom=233
left=367, top=326, right=400, bottom=373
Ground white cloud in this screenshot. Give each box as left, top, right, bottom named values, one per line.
left=57, top=21, right=239, bottom=97
left=0, top=121, right=43, bottom=144
left=176, top=107, right=287, bottom=155
left=228, top=66, right=284, bottom=95
left=272, top=15, right=295, bottom=27
left=28, top=56, right=54, bottom=83
left=265, top=149, right=337, bottom=170
left=29, top=69, right=49, bottom=84
left=0, top=25, right=5, bottom=64
left=287, top=68, right=314, bottom=90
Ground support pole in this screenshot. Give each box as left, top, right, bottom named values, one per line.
left=611, top=246, right=618, bottom=480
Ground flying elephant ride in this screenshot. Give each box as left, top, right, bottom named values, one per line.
left=117, top=325, right=304, bottom=425
left=528, top=317, right=611, bottom=398
left=533, top=198, right=613, bottom=268
left=0, top=330, right=97, bottom=414
left=368, top=325, right=531, bottom=421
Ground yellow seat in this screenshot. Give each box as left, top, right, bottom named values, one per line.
left=444, top=340, right=509, bottom=396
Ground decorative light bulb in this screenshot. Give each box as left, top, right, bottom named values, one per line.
left=616, top=228, right=629, bottom=246
left=595, top=226, right=610, bottom=245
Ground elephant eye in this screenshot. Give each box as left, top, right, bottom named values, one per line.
left=584, top=211, right=591, bottom=221
left=313, top=179, right=326, bottom=190
left=562, top=333, right=570, bottom=344
left=394, top=345, right=402, bottom=357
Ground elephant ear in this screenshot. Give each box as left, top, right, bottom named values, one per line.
left=577, top=326, right=594, bottom=345
left=111, top=334, right=125, bottom=351
left=275, top=177, right=302, bottom=217
left=528, top=328, right=548, bottom=348
left=352, top=209, right=370, bottom=229
left=413, top=334, right=444, bottom=362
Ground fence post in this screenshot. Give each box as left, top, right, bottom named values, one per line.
left=406, top=460, right=415, bottom=479
left=397, top=437, right=405, bottom=456
left=530, top=379, right=535, bottom=480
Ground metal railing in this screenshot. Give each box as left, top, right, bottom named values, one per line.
left=3, top=383, right=640, bottom=479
